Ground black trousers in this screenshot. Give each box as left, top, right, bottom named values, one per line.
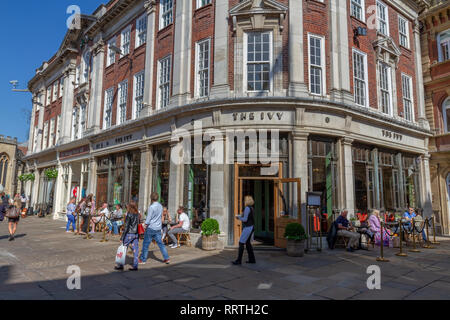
left=236, top=229, right=256, bottom=263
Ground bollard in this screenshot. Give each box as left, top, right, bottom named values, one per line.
left=74, top=212, right=80, bottom=236
left=395, top=220, right=407, bottom=257
left=409, top=218, right=420, bottom=253
left=100, top=218, right=108, bottom=243
left=431, top=215, right=440, bottom=245
left=422, top=218, right=434, bottom=249
left=317, top=210, right=322, bottom=252
left=376, top=220, right=389, bottom=262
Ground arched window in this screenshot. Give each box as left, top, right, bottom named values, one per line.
left=443, top=98, right=450, bottom=134
left=0, top=154, right=9, bottom=187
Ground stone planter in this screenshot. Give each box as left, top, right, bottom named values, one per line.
left=201, top=234, right=219, bottom=251
left=286, top=239, right=305, bottom=257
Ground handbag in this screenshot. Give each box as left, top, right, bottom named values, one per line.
left=6, top=207, right=20, bottom=219
left=115, top=244, right=127, bottom=266
left=138, top=224, right=145, bottom=236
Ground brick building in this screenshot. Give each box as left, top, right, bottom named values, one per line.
left=420, top=0, right=450, bottom=235
left=24, top=0, right=433, bottom=248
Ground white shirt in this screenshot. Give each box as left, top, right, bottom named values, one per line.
left=179, top=212, right=190, bottom=231
left=101, top=208, right=110, bottom=218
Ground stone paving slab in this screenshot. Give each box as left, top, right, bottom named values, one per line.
left=2, top=216, right=450, bottom=300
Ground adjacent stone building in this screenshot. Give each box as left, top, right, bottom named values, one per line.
left=0, top=136, right=27, bottom=197
left=24, top=0, right=434, bottom=248
left=420, top=0, right=450, bottom=235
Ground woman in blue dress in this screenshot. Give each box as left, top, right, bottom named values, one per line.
left=232, top=195, right=256, bottom=265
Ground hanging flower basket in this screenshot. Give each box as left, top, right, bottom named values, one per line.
left=44, top=169, right=58, bottom=180
left=19, top=173, right=35, bottom=182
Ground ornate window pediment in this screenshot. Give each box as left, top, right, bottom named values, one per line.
left=373, top=36, right=401, bottom=68
left=229, top=0, right=288, bottom=32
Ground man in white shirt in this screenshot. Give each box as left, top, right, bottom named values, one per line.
left=168, top=206, right=190, bottom=248
left=91, top=203, right=109, bottom=233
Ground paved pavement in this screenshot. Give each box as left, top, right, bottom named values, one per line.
left=1, top=216, right=450, bottom=300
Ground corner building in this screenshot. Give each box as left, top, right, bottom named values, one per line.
left=420, top=0, right=450, bottom=235
left=25, top=0, right=434, bottom=248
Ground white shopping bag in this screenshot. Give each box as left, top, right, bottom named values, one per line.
left=115, top=244, right=127, bottom=266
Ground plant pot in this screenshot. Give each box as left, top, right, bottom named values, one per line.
left=286, top=239, right=305, bottom=257
left=201, top=234, right=218, bottom=251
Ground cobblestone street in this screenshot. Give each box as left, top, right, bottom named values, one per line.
left=1, top=216, right=450, bottom=300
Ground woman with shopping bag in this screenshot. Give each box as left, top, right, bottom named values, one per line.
left=6, top=195, right=22, bottom=241
left=115, top=201, right=141, bottom=271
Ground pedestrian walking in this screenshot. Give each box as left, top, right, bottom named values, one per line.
left=232, top=195, right=256, bottom=265
left=115, top=201, right=141, bottom=271
left=6, top=195, right=22, bottom=241
left=77, top=198, right=88, bottom=235
left=139, top=192, right=170, bottom=265
left=0, top=192, right=7, bottom=222
left=66, top=197, right=77, bottom=233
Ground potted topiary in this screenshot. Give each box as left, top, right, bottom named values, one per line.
left=201, top=218, right=220, bottom=251
left=284, top=223, right=308, bottom=257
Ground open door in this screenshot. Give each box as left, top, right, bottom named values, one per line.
left=274, top=178, right=301, bottom=248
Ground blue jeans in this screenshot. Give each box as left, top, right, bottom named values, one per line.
left=110, top=221, right=119, bottom=235
left=140, top=228, right=169, bottom=262
left=122, top=233, right=139, bottom=269
left=66, top=214, right=76, bottom=231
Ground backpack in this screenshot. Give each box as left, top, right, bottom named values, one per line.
left=5, top=206, right=20, bottom=219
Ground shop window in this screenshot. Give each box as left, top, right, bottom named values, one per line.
left=184, top=164, right=210, bottom=230
left=378, top=151, right=399, bottom=211
left=403, top=156, right=420, bottom=208
left=353, top=146, right=374, bottom=213
left=96, top=152, right=141, bottom=208
left=183, top=142, right=212, bottom=230
left=308, top=139, right=338, bottom=217
left=152, top=145, right=171, bottom=207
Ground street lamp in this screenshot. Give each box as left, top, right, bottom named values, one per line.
left=9, top=80, right=30, bottom=92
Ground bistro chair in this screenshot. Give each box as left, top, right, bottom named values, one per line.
left=335, top=235, right=349, bottom=249
left=177, top=232, right=192, bottom=247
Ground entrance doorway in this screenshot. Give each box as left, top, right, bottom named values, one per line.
left=241, top=179, right=275, bottom=245
left=234, top=163, right=301, bottom=248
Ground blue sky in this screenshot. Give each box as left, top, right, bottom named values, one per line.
left=0, top=1, right=103, bottom=144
